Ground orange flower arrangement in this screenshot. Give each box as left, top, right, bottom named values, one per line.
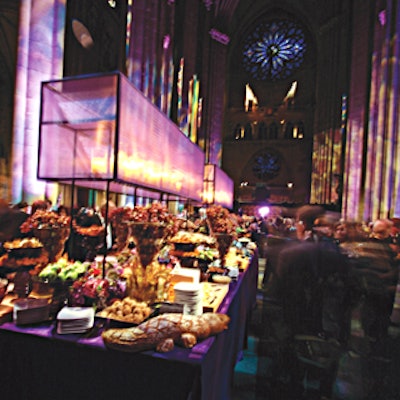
left=20, top=210, right=70, bottom=234
left=205, top=205, right=238, bottom=235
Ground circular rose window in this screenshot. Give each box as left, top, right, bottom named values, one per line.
left=243, top=19, right=307, bottom=81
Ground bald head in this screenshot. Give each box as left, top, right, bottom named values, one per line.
left=371, top=219, right=393, bottom=240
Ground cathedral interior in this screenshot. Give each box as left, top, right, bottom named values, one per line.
left=0, top=0, right=399, bottom=221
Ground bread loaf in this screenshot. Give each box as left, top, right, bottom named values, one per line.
left=102, top=312, right=230, bottom=353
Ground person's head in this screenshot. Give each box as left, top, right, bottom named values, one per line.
left=45, top=198, right=52, bottom=211
left=13, top=201, right=29, bottom=213
left=313, top=215, right=335, bottom=239
left=370, top=218, right=393, bottom=241
left=31, top=200, right=48, bottom=215
left=294, top=205, right=325, bottom=240
left=295, top=205, right=325, bottom=231
left=333, top=222, right=347, bottom=242
left=334, top=220, right=367, bottom=243
left=57, top=205, right=69, bottom=217
left=100, top=200, right=117, bottom=218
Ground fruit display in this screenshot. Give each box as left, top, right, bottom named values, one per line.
left=196, top=247, right=217, bottom=263
left=38, top=258, right=90, bottom=282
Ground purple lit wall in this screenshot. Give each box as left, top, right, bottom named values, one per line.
left=125, top=0, right=175, bottom=119
left=343, top=1, right=400, bottom=220
left=311, top=128, right=342, bottom=205
left=12, top=0, right=66, bottom=205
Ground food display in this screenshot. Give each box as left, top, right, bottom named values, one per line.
left=73, top=225, right=104, bottom=237
left=201, top=282, right=230, bottom=312
left=126, top=256, right=171, bottom=303
left=19, top=210, right=71, bottom=263
left=38, top=258, right=90, bottom=282
left=108, top=204, right=178, bottom=269
left=0, top=278, right=8, bottom=302
left=170, top=231, right=216, bottom=247
left=211, top=275, right=232, bottom=284
left=3, top=237, right=44, bottom=259
left=96, top=297, right=153, bottom=324
left=19, top=210, right=70, bottom=233
left=205, top=205, right=238, bottom=236
left=3, top=237, right=43, bottom=250
left=0, top=199, right=259, bottom=365
left=102, top=312, right=230, bottom=353
left=0, top=237, right=48, bottom=269
left=169, top=231, right=217, bottom=268
left=205, top=205, right=238, bottom=266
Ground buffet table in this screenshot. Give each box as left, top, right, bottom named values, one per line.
left=0, top=253, right=258, bottom=400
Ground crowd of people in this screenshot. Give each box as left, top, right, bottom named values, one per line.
left=258, top=205, right=400, bottom=361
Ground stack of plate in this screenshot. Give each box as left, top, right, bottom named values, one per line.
left=173, top=282, right=203, bottom=316
left=56, top=306, right=95, bottom=334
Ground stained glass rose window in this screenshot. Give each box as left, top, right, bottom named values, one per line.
left=252, top=150, right=281, bottom=181
left=243, top=20, right=307, bottom=81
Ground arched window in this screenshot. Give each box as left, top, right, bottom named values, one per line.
left=258, top=121, right=267, bottom=140
left=244, top=122, right=253, bottom=140
left=233, top=123, right=243, bottom=140
left=296, top=121, right=305, bottom=138
left=284, top=122, right=294, bottom=139
left=269, top=122, right=279, bottom=139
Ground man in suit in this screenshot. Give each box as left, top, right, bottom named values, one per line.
left=99, top=201, right=117, bottom=251
left=275, top=214, right=349, bottom=339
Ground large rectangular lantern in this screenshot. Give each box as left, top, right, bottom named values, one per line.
left=203, top=164, right=234, bottom=209
left=38, top=73, right=205, bottom=201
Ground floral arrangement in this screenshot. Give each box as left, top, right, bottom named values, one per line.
left=73, top=224, right=105, bottom=237
left=109, top=203, right=179, bottom=239
left=69, top=261, right=126, bottom=309
left=20, top=210, right=70, bottom=234
left=206, top=205, right=238, bottom=235
left=126, top=255, right=172, bottom=303
left=108, top=203, right=171, bottom=223
left=19, top=210, right=71, bottom=262
left=108, top=207, right=133, bottom=224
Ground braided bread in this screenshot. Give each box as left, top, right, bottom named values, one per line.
left=102, top=312, right=230, bottom=352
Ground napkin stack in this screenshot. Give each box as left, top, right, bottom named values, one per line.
left=173, top=282, right=203, bottom=316
left=56, top=306, right=95, bottom=334
left=13, top=298, right=50, bottom=325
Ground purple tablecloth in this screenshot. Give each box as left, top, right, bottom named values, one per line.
left=0, top=253, right=258, bottom=400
